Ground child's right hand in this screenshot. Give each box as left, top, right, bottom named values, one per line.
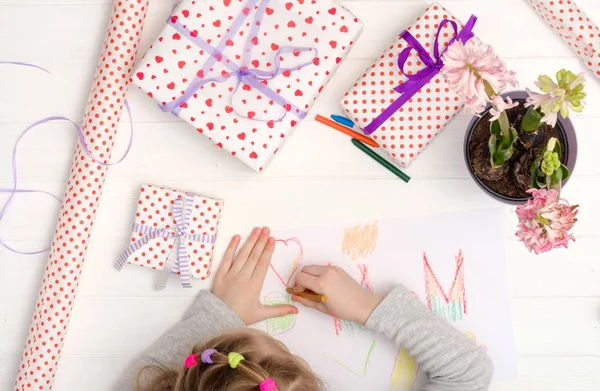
left=291, top=265, right=384, bottom=325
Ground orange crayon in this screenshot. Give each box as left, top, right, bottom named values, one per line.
left=316, top=114, right=379, bottom=148
left=286, top=287, right=328, bottom=303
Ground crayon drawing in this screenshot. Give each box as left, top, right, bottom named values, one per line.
left=390, top=348, right=418, bottom=391
left=260, top=209, right=516, bottom=388
left=424, top=250, right=467, bottom=323
left=464, top=331, right=489, bottom=353
left=263, top=291, right=297, bottom=335
left=323, top=340, right=377, bottom=378
left=342, top=222, right=379, bottom=260
left=269, top=238, right=303, bottom=288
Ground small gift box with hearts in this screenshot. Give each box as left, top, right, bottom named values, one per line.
left=133, top=0, right=363, bottom=172
left=341, top=3, right=479, bottom=167
left=115, top=184, right=223, bottom=288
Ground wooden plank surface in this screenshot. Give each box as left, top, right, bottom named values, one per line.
left=1, top=0, right=599, bottom=390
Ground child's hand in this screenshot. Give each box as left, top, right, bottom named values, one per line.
left=291, top=265, right=384, bottom=325
left=212, top=227, right=298, bottom=325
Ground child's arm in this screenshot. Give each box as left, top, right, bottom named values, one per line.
left=292, top=266, right=493, bottom=391
left=116, top=228, right=295, bottom=390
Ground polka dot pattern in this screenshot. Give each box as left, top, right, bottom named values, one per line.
left=527, top=0, right=600, bottom=78
left=132, top=0, right=363, bottom=172
left=126, top=184, right=223, bottom=280
left=341, top=3, right=466, bottom=168
left=13, top=1, right=149, bottom=390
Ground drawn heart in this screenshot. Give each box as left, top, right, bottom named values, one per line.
left=305, top=16, right=313, bottom=24
left=269, top=238, right=303, bottom=288
left=173, top=33, right=181, bottom=40
left=136, top=72, right=144, bottom=80
left=167, top=82, right=175, bottom=89
left=182, top=9, right=190, bottom=18
left=265, top=7, right=274, bottom=15
left=155, top=56, right=164, bottom=63
left=328, top=7, right=336, bottom=15
left=329, top=40, right=337, bottom=49
left=178, top=61, right=186, bottom=69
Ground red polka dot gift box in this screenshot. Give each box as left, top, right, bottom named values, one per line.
left=132, top=0, right=363, bottom=172
left=115, top=184, right=223, bottom=288
left=342, top=3, right=478, bottom=168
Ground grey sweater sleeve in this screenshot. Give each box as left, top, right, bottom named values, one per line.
left=365, top=285, right=494, bottom=391
left=114, top=290, right=244, bottom=390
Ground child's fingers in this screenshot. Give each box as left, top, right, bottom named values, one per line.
left=215, top=235, right=240, bottom=277
left=240, top=227, right=270, bottom=275
left=230, top=227, right=261, bottom=273
left=293, top=272, right=321, bottom=293
left=300, top=265, right=326, bottom=276
left=254, top=237, right=276, bottom=280
left=292, top=296, right=326, bottom=313
left=261, top=304, right=299, bottom=320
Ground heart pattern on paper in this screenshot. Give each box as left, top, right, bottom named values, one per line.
left=132, top=0, right=363, bottom=172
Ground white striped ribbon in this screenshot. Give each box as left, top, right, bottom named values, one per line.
left=115, top=195, right=216, bottom=289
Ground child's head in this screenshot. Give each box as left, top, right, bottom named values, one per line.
left=136, top=328, right=322, bottom=391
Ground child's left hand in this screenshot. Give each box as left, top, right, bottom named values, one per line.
left=212, top=227, right=299, bottom=325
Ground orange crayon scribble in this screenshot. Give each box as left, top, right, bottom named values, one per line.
left=342, top=222, right=379, bottom=260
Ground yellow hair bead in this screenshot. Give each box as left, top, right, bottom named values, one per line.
left=228, top=352, right=245, bottom=369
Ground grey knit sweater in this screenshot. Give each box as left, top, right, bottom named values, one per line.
left=115, top=286, right=493, bottom=390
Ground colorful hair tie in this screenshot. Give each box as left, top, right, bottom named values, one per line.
left=259, top=378, right=278, bottom=391
left=201, top=349, right=218, bottom=364
left=228, top=352, right=245, bottom=369
left=184, top=354, right=198, bottom=369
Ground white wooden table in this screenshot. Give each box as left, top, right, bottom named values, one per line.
left=1, top=0, right=599, bottom=390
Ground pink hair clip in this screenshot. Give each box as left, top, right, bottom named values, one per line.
left=184, top=354, right=197, bottom=369
left=259, top=378, right=278, bottom=391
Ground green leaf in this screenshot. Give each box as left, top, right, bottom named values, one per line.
left=560, top=164, right=571, bottom=181
left=490, top=120, right=502, bottom=138
left=550, top=167, right=563, bottom=185
left=488, top=134, right=497, bottom=155
left=521, top=106, right=544, bottom=131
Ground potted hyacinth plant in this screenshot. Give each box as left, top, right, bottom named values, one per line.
left=441, top=40, right=581, bottom=254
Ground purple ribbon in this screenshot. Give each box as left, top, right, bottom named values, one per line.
left=162, top=0, right=318, bottom=122
left=0, top=61, right=50, bottom=73
left=0, top=103, right=134, bottom=255
left=363, top=15, right=478, bottom=135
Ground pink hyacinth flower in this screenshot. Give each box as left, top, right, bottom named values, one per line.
left=442, top=40, right=517, bottom=115
left=489, top=95, right=519, bottom=122
left=515, top=189, right=579, bottom=255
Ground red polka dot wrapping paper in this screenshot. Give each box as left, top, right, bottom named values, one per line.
left=526, top=0, right=600, bottom=79
left=13, top=1, right=149, bottom=390
left=132, top=0, right=363, bottom=172
left=123, top=184, right=223, bottom=281
left=341, top=3, right=470, bottom=168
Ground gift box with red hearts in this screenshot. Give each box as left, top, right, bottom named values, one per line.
left=341, top=3, right=478, bottom=167
left=115, top=184, right=223, bottom=288
left=133, top=0, right=363, bottom=172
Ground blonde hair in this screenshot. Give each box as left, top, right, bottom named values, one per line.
left=135, top=330, right=323, bottom=391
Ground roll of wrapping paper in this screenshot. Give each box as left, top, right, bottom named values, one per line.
left=13, top=1, right=149, bottom=390
left=526, top=0, right=600, bottom=79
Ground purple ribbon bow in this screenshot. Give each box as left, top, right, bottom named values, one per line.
left=115, top=195, right=216, bottom=289
left=162, top=0, right=318, bottom=123
left=363, top=15, right=478, bottom=135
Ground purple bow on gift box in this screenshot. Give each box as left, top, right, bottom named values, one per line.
left=362, top=15, right=478, bottom=135
left=162, top=0, right=318, bottom=123
left=115, top=194, right=215, bottom=289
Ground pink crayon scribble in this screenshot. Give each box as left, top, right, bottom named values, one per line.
left=358, top=263, right=373, bottom=293
left=270, top=237, right=303, bottom=288
left=423, top=249, right=467, bottom=322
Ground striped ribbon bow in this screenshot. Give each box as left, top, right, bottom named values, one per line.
left=115, top=194, right=216, bottom=289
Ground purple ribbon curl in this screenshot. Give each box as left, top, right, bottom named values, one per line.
left=363, top=15, right=478, bottom=135
left=162, top=0, right=318, bottom=123
left=0, top=99, right=134, bottom=255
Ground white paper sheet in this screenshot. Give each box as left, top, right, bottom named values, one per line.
left=252, top=209, right=516, bottom=390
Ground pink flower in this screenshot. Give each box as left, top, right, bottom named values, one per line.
left=515, top=189, right=579, bottom=255
left=489, top=95, right=519, bottom=122
left=442, top=40, right=517, bottom=114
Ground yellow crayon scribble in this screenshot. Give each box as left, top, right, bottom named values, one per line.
left=464, top=331, right=489, bottom=353
left=342, top=222, right=378, bottom=260
left=390, top=348, right=418, bottom=391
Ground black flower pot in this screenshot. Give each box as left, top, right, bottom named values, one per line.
left=464, top=91, right=577, bottom=205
